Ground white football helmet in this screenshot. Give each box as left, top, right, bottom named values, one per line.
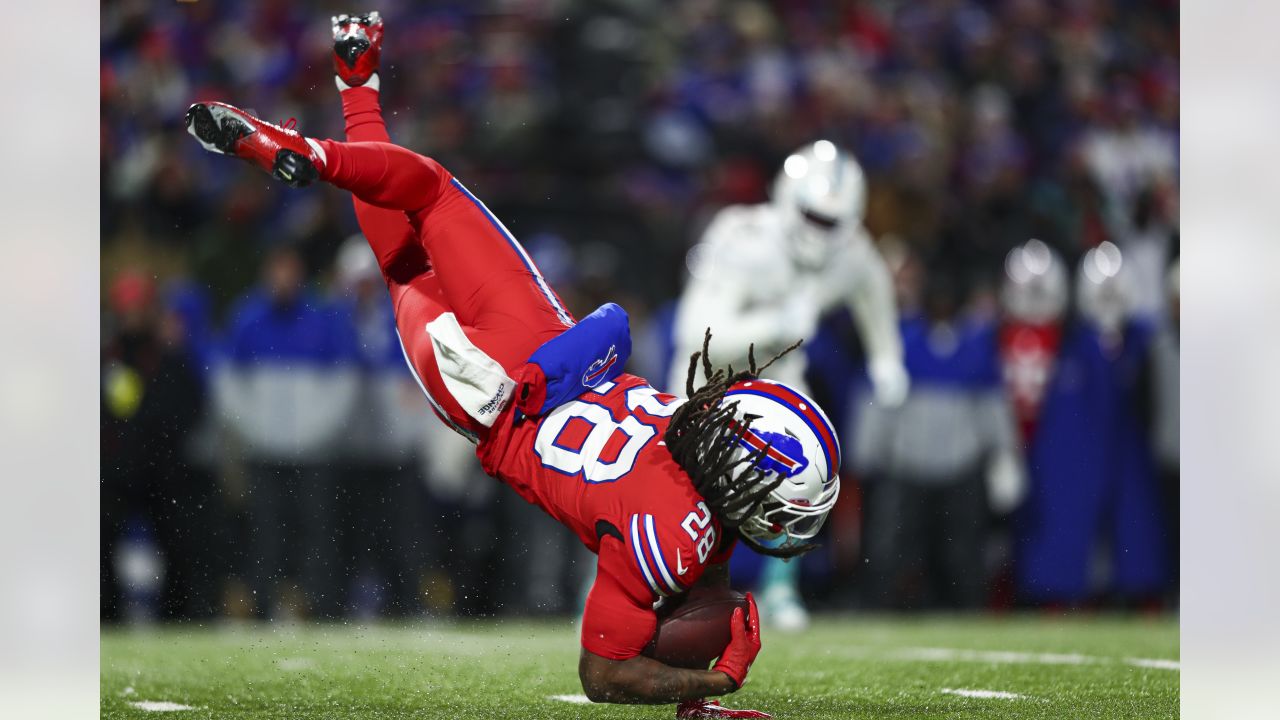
left=721, top=378, right=841, bottom=555
left=771, top=140, right=867, bottom=268
left=1002, top=238, right=1068, bottom=323
left=1077, top=241, right=1133, bottom=335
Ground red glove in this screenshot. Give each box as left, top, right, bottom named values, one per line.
left=712, top=592, right=762, bottom=691
left=676, top=699, right=772, bottom=719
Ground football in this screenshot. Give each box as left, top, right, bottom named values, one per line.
left=642, top=587, right=749, bottom=669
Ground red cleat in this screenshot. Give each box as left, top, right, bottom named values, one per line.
left=676, top=699, right=772, bottom=719
left=332, top=11, right=383, bottom=87
left=184, top=101, right=322, bottom=188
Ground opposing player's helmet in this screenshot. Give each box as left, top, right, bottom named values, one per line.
left=721, top=379, right=841, bottom=555
left=771, top=140, right=867, bottom=267
left=1001, top=239, right=1068, bottom=323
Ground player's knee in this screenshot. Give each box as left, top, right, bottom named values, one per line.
left=382, top=243, right=430, bottom=285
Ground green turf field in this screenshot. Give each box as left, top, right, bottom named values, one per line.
left=101, top=614, right=1178, bottom=719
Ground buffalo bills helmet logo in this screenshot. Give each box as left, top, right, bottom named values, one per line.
left=732, top=424, right=810, bottom=478
left=582, top=344, right=618, bottom=388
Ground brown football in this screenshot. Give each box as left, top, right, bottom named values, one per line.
left=642, top=587, right=749, bottom=669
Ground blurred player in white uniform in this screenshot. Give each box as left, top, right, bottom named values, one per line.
left=669, top=141, right=908, bottom=629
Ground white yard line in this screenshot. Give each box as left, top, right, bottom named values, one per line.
left=898, top=647, right=1091, bottom=665
left=128, top=701, right=198, bottom=712
left=548, top=694, right=592, bottom=704
left=893, top=646, right=1179, bottom=671
left=942, top=688, right=1027, bottom=700
left=1125, top=657, right=1181, bottom=670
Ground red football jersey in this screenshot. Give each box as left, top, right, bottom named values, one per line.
left=478, top=372, right=734, bottom=660
left=999, top=320, right=1063, bottom=443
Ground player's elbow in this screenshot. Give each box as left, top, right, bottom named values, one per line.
left=579, top=667, right=620, bottom=704
left=578, top=651, right=618, bottom=703
left=580, top=676, right=610, bottom=704
left=578, top=651, right=641, bottom=703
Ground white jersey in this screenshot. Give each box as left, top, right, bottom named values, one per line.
left=668, top=203, right=905, bottom=400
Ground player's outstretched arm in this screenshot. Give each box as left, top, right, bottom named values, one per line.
left=579, top=648, right=736, bottom=704
left=843, top=227, right=909, bottom=406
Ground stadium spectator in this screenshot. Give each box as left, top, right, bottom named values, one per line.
left=418, top=413, right=504, bottom=616
left=1079, top=83, right=1178, bottom=217
left=853, top=269, right=1023, bottom=609
left=1150, top=259, right=1179, bottom=601
left=1110, top=185, right=1179, bottom=320
left=331, top=236, right=432, bottom=617
left=101, top=269, right=218, bottom=621
left=1015, top=243, right=1168, bottom=605
left=101, top=0, right=1179, bottom=308
left=214, top=245, right=359, bottom=619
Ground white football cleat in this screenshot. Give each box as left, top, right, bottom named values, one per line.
left=759, top=585, right=810, bottom=632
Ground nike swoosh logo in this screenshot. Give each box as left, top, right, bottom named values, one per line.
left=676, top=550, right=688, bottom=576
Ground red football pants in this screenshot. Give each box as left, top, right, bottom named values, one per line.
left=328, top=88, right=574, bottom=441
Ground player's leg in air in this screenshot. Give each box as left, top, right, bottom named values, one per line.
left=186, top=29, right=581, bottom=442
left=326, top=12, right=480, bottom=437
left=330, top=12, right=413, bottom=265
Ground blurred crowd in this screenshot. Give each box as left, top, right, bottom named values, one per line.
left=101, top=0, right=1178, bottom=621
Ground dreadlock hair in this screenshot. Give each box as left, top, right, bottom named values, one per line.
left=664, top=329, right=816, bottom=559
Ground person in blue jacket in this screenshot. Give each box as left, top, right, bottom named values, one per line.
left=853, top=271, right=1023, bottom=609
left=331, top=236, right=432, bottom=617
left=1016, top=242, right=1167, bottom=605
left=215, top=244, right=360, bottom=618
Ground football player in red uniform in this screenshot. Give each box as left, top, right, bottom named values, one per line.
left=184, top=13, right=842, bottom=719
